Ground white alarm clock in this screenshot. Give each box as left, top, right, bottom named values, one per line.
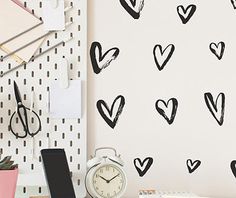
left=85, top=147, right=127, bottom=198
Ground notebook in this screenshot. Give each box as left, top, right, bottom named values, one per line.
left=0, top=0, right=45, bottom=63
left=139, top=190, right=198, bottom=198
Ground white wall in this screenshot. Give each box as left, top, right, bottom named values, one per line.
left=88, top=1, right=236, bottom=197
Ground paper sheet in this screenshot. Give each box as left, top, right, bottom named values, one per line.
left=50, top=80, right=82, bottom=118
left=0, top=0, right=45, bottom=62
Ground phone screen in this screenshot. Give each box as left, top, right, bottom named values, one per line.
left=41, top=149, right=76, bottom=198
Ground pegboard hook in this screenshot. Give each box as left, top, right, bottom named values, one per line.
left=30, top=91, right=35, bottom=114
left=59, top=57, right=69, bottom=89
left=50, top=0, right=58, bottom=9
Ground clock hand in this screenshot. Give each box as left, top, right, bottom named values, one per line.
left=99, top=175, right=109, bottom=183
left=108, top=173, right=120, bottom=182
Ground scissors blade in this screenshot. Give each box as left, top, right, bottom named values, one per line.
left=13, top=81, right=22, bottom=104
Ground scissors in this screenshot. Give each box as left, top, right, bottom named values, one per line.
left=9, top=81, right=41, bottom=138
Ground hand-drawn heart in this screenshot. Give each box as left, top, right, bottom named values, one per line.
left=97, top=95, right=125, bottom=129
left=90, top=41, right=120, bottom=74
left=155, top=98, right=178, bottom=125
left=186, top=159, right=201, bottom=174
left=153, top=44, right=175, bottom=71
left=230, top=160, right=236, bottom=178
left=204, top=92, right=225, bottom=126
left=209, top=42, right=225, bottom=60
left=177, top=4, right=196, bottom=24
left=120, top=0, right=144, bottom=19
left=231, top=0, right=236, bottom=9
left=134, top=157, right=153, bottom=177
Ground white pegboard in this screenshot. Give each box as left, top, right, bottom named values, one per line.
left=0, top=0, right=87, bottom=197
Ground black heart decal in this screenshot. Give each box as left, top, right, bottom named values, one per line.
left=155, top=98, right=178, bottom=125
left=134, top=157, right=153, bottom=177
left=120, top=0, right=144, bottom=19
left=209, top=42, right=225, bottom=60
left=177, top=4, right=197, bottom=24
left=90, top=41, right=120, bottom=74
left=231, top=0, right=236, bottom=9
left=204, top=92, right=225, bottom=126
left=186, top=159, right=201, bottom=174
left=230, top=161, right=236, bottom=178
left=153, top=44, right=175, bottom=71
left=97, top=95, right=125, bottom=129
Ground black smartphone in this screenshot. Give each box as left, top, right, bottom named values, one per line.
left=41, top=149, right=76, bottom=198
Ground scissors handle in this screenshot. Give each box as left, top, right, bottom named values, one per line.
left=9, top=106, right=41, bottom=139
left=17, top=104, right=29, bottom=134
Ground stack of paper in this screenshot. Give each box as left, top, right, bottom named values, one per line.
left=163, top=196, right=211, bottom=198
left=0, top=0, right=45, bottom=63
left=139, top=190, right=198, bottom=198
left=139, top=190, right=213, bottom=198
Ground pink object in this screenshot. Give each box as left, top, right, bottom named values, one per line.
left=11, top=0, right=33, bottom=14
left=11, top=0, right=24, bottom=7
left=0, top=169, right=18, bottom=198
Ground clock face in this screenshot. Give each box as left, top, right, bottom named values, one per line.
left=92, top=164, right=126, bottom=198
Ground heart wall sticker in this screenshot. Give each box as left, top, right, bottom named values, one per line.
left=231, top=0, right=236, bottom=9
left=90, top=41, right=120, bottom=74
left=186, top=159, right=201, bottom=174
left=177, top=4, right=197, bottom=24
left=134, top=157, right=153, bottom=177
left=96, top=95, right=125, bottom=129
left=120, top=0, right=144, bottom=19
left=209, top=42, right=225, bottom=60
left=204, top=92, right=225, bottom=126
left=155, top=98, right=178, bottom=125
left=230, top=161, right=236, bottom=178
left=153, top=44, right=175, bottom=71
